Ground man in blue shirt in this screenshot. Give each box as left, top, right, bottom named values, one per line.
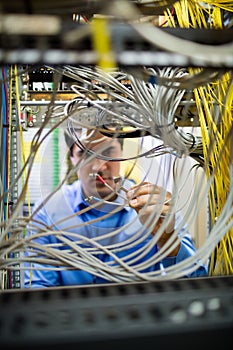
left=24, top=128, right=207, bottom=288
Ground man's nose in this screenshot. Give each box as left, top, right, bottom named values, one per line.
left=91, top=158, right=108, bottom=171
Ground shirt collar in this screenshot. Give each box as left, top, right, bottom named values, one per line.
left=70, top=179, right=132, bottom=212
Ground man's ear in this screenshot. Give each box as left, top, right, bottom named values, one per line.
left=66, top=149, right=75, bottom=166
left=66, top=152, right=79, bottom=184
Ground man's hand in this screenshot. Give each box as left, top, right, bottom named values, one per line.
left=127, top=182, right=180, bottom=256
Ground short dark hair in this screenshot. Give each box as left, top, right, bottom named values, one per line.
left=64, top=128, right=124, bottom=157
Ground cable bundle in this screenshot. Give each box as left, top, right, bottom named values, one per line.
left=0, top=0, right=232, bottom=289
left=163, top=0, right=233, bottom=275
left=61, top=65, right=204, bottom=158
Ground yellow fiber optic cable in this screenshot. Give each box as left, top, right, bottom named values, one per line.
left=14, top=65, right=34, bottom=285
left=163, top=8, right=176, bottom=27
left=14, top=65, right=32, bottom=220
left=15, top=66, right=26, bottom=180
left=197, top=82, right=232, bottom=275
left=194, top=0, right=233, bottom=12
left=6, top=66, right=13, bottom=220
left=164, top=0, right=233, bottom=276
left=3, top=66, right=12, bottom=290
left=91, top=17, right=116, bottom=71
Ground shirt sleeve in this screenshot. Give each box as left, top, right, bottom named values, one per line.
left=160, top=212, right=208, bottom=278
left=161, top=235, right=208, bottom=277
left=24, top=262, right=62, bottom=288
left=24, top=203, right=62, bottom=288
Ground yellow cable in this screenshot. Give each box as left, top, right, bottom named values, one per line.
left=14, top=65, right=33, bottom=284
left=91, top=17, right=116, bottom=71
left=168, top=0, right=233, bottom=276
left=6, top=67, right=13, bottom=220
left=4, top=66, right=13, bottom=289
left=194, top=0, right=233, bottom=13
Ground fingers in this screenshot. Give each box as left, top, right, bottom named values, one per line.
left=127, top=182, right=171, bottom=212
left=126, top=182, right=175, bottom=238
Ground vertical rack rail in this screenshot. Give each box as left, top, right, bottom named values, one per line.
left=7, top=66, right=21, bottom=288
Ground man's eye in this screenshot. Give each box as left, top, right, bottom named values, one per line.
left=78, top=151, right=92, bottom=159
left=76, top=151, right=84, bottom=157
left=102, top=148, right=116, bottom=157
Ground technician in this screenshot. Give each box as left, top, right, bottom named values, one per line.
left=24, top=128, right=207, bottom=287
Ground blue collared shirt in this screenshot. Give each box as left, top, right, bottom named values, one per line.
left=24, top=180, right=208, bottom=288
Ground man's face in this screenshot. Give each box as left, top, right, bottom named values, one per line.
left=70, top=132, right=122, bottom=200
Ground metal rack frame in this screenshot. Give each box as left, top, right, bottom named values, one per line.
left=1, top=275, right=232, bottom=349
